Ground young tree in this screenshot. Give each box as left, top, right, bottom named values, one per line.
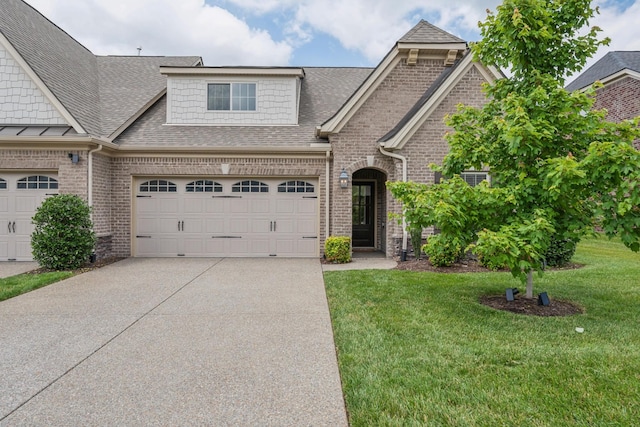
left=389, top=0, right=640, bottom=298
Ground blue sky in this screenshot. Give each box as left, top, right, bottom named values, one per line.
left=25, top=0, right=640, bottom=79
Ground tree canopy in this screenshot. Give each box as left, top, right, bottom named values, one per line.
left=388, top=0, right=640, bottom=295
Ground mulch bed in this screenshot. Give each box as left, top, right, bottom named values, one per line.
left=396, top=258, right=585, bottom=316
left=479, top=295, right=584, bottom=316
left=395, top=258, right=584, bottom=274
left=26, top=257, right=124, bottom=275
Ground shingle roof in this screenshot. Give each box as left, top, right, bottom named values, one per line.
left=115, top=67, right=373, bottom=148
left=398, top=19, right=465, bottom=44
left=566, top=51, right=640, bottom=91
left=1, top=0, right=201, bottom=138
left=1, top=0, right=99, bottom=134
left=98, top=56, right=201, bottom=137
left=379, top=51, right=469, bottom=143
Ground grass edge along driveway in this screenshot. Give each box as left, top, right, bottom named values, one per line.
left=325, top=237, right=640, bottom=426
left=0, top=271, right=73, bottom=302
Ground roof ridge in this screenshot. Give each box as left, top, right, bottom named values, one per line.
left=399, top=19, right=465, bottom=44
left=17, top=0, right=93, bottom=56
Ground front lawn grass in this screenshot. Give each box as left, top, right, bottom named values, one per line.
left=0, top=271, right=74, bottom=302
left=325, top=237, right=640, bottom=426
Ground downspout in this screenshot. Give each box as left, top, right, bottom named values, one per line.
left=379, top=145, right=408, bottom=261
left=87, top=144, right=103, bottom=221
left=325, top=150, right=331, bottom=249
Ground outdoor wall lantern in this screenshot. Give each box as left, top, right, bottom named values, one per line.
left=339, top=169, right=349, bottom=189
left=68, top=153, right=79, bottom=164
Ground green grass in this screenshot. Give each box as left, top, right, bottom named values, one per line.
left=0, top=271, right=74, bottom=302
left=325, top=237, right=640, bottom=426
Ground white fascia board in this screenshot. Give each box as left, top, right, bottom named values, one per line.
left=318, top=49, right=402, bottom=137
left=396, top=42, right=468, bottom=51
left=384, top=58, right=501, bottom=150
left=160, top=67, right=305, bottom=78
left=598, top=69, right=640, bottom=87
left=0, top=33, right=86, bottom=134
left=109, top=89, right=167, bottom=140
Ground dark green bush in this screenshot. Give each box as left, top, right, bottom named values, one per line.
left=31, top=194, right=96, bottom=270
left=544, top=235, right=577, bottom=267
left=325, top=236, right=351, bottom=263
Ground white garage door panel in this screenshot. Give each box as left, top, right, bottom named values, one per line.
left=1, top=173, right=58, bottom=261
left=134, top=177, right=318, bottom=257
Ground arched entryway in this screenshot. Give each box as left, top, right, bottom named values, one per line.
left=352, top=168, right=387, bottom=253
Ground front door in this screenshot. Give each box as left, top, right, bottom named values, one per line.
left=352, top=183, right=374, bottom=247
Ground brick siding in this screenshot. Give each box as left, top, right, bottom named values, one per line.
left=594, top=76, right=640, bottom=150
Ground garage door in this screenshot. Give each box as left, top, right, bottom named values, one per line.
left=0, top=173, right=59, bottom=261
left=134, top=177, right=318, bottom=257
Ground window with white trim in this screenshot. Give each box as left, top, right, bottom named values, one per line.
left=232, top=180, right=268, bottom=193
left=139, top=180, right=177, bottom=192
left=207, top=83, right=256, bottom=111
left=17, top=175, right=58, bottom=190
left=278, top=180, right=315, bottom=193
left=186, top=180, right=222, bottom=193
left=461, top=172, right=489, bottom=187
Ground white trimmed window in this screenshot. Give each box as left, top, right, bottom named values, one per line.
left=461, top=171, right=489, bottom=187
left=207, top=83, right=256, bottom=111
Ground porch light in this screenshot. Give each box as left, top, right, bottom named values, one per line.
left=68, top=153, right=79, bottom=164
left=339, top=169, right=349, bottom=189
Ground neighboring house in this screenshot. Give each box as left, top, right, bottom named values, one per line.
left=566, top=51, right=640, bottom=150
left=0, top=0, right=501, bottom=262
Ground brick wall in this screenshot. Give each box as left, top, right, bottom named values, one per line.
left=594, top=76, right=640, bottom=150
left=110, top=155, right=327, bottom=257
left=330, top=59, right=491, bottom=258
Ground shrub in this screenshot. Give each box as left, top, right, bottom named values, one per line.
left=424, top=234, right=463, bottom=267
left=544, top=235, right=577, bottom=267
left=325, top=236, right=351, bottom=263
left=31, top=194, right=96, bottom=270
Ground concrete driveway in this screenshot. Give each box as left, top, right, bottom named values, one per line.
left=0, top=258, right=347, bottom=426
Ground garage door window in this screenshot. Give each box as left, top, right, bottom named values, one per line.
left=186, top=180, right=223, bottom=193
left=232, top=180, right=268, bottom=193
left=139, top=180, right=177, bottom=192
left=17, top=175, right=58, bottom=190
left=278, top=180, right=315, bottom=193
left=0, top=178, right=6, bottom=189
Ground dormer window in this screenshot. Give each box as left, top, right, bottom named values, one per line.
left=207, top=83, right=256, bottom=111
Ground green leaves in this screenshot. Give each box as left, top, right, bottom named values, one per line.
left=31, top=194, right=96, bottom=270
left=388, top=0, right=640, bottom=287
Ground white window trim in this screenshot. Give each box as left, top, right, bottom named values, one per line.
left=206, top=81, right=258, bottom=112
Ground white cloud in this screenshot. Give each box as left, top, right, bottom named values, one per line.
left=25, top=0, right=292, bottom=65
left=23, top=0, right=640, bottom=70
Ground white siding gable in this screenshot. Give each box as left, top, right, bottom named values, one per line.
left=167, top=76, right=300, bottom=126
left=0, top=43, right=67, bottom=125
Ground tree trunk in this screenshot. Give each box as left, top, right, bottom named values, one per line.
left=526, top=270, right=533, bottom=299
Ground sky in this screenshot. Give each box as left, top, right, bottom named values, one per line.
left=24, top=0, right=640, bottom=82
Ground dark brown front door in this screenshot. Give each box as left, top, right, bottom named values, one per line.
left=352, top=183, right=374, bottom=247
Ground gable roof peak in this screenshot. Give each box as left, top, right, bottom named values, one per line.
left=398, top=19, right=465, bottom=44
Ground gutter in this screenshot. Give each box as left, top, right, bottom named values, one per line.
left=379, top=145, right=408, bottom=261
left=87, top=144, right=103, bottom=220
left=326, top=151, right=331, bottom=247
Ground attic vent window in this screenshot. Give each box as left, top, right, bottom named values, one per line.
left=207, top=83, right=256, bottom=111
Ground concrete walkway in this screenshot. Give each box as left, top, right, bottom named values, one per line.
left=0, top=258, right=347, bottom=426
left=0, top=262, right=38, bottom=278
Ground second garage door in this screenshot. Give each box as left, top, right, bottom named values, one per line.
left=134, top=177, right=318, bottom=257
